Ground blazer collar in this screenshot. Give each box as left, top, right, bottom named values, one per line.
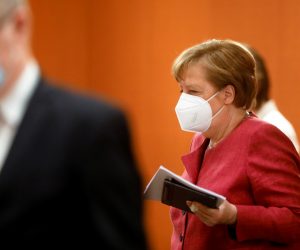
left=0, top=78, right=50, bottom=177
left=181, top=138, right=209, bottom=183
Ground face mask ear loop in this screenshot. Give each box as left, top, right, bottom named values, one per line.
left=211, top=105, right=224, bottom=120
left=207, top=91, right=224, bottom=121
left=206, top=91, right=220, bottom=103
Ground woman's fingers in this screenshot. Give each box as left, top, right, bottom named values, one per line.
left=186, top=200, right=237, bottom=226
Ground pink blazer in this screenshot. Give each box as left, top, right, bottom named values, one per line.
left=170, top=116, right=300, bottom=250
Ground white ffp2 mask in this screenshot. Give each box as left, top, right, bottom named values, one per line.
left=175, top=92, right=224, bottom=133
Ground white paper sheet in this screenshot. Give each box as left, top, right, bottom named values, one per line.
left=144, top=165, right=226, bottom=207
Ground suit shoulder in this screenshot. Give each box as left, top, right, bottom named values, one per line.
left=46, top=82, right=122, bottom=111
left=244, top=116, right=283, bottom=135
left=39, top=81, right=126, bottom=126
left=244, top=116, right=297, bottom=153
left=247, top=117, right=284, bottom=135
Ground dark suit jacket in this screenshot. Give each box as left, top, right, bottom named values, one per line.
left=0, top=78, right=147, bottom=249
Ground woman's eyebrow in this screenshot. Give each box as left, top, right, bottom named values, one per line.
left=184, top=82, right=204, bottom=91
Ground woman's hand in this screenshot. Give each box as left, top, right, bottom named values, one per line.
left=186, top=200, right=237, bottom=227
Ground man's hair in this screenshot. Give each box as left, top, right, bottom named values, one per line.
left=0, top=0, right=27, bottom=22
left=172, top=39, right=257, bottom=110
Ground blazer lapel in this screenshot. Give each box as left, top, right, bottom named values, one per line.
left=181, top=138, right=209, bottom=183
left=0, top=79, right=51, bottom=180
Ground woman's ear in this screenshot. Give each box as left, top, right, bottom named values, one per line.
left=223, top=85, right=235, bottom=104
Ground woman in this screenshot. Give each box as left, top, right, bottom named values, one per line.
left=171, top=39, right=300, bottom=249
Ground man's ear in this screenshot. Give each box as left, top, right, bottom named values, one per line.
left=223, top=84, right=235, bottom=104
left=11, top=5, right=31, bottom=38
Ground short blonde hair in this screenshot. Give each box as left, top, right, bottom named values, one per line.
left=172, top=39, right=257, bottom=110
left=0, top=0, right=27, bottom=22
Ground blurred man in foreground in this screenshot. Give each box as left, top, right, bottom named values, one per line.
left=0, top=0, right=147, bottom=248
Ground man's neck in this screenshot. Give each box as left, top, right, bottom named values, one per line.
left=0, top=57, right=31, bottom=100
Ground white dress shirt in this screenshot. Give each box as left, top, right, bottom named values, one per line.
left=256, top=99, right=300, bottom=152
left=0, top=60, right=39, bottom=172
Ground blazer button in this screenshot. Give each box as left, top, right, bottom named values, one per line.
left=179, top=234, right=184, bottom=242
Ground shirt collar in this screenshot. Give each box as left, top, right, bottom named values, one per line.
left=0, top=60, right=40, bottom=127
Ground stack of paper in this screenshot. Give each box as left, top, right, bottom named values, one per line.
left=144, top=165, right=226, bottom=212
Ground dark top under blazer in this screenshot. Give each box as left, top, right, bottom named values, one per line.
left=0, top=78, right=147, bottom=249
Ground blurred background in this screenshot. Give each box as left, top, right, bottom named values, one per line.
left=29, top=0, right=300, bottom=249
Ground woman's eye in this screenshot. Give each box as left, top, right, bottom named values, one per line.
left=188, top=90, right=199, bottom=95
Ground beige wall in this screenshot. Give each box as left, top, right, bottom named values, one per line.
left=30, top=0, right=300, bottom=249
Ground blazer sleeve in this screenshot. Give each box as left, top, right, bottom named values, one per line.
left=235, top=123, right=300, bottom=244
left=80, top=107, right=147, bottom=250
